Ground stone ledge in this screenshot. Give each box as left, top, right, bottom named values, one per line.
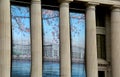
left=74, top=0, right=120, bottom=6
left=98, top=58, right=109, bottom=65
left=58, top=0, right=73, bottom=3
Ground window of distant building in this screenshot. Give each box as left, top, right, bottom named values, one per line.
left=97, top=34, right=106, bottom=59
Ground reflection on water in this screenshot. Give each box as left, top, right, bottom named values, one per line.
left=12, top=60, right=31, bottom=77
left=12, top=61, right=86, bottom=77
left=43, top=62, right=86, bottom=77
left=43, top=62, right=60, bottom=77
left=72, top=63, right=86, bottom=77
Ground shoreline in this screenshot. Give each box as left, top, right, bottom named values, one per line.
left=12, top=59, right=85, bottom=64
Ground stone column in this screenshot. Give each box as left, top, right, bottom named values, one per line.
left=86, top=3, right=98, bottom=77
left=59, top=2, right=71, bottom=77
left=31, top=0, right=42, bottom=77
left=111, top=5, right=120, bottom=77
left=0, top=0, right=11, bottom=77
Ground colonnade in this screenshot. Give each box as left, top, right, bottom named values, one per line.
left=0, top=0, right=120, bottom=77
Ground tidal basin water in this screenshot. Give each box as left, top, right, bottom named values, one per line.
left=12, top=61, right=86, bottom=77
left=12, top=60, right=31, bottom=77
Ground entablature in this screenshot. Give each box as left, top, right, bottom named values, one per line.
left=74, top=0, right=120, bottom=6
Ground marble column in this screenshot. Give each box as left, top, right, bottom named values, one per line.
left=0, top=0, right=11, bottom=77
left=31, top=0, right=42, bottom=77
left=111, top=5, right=120, bottom=77
left=86, top=3, right=98, bottom=77
left=59, top=2, right=71, bottom=77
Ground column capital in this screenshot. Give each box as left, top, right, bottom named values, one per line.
left=60, top=2, right=69, bottom=8
left=86, top=2, right=99, bottom=10
left=87, top=2, right=99, bottom=6
left=111, top=5, right=120, bottom=12
left=31, top=0, right=40, bottom=1
left=58, top=0, right=73, bottom=3
left=31, top=0, right=41, bottom=4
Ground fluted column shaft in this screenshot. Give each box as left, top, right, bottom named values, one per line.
left=111, top=6, right=120, bottom=77
left=31, top=0, right=42, bottom=77
left=0, top=0, right=11, bottom=77
left=86, top=3, right=98, bottom=77
left=60, top=2, right=71, bottom=77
